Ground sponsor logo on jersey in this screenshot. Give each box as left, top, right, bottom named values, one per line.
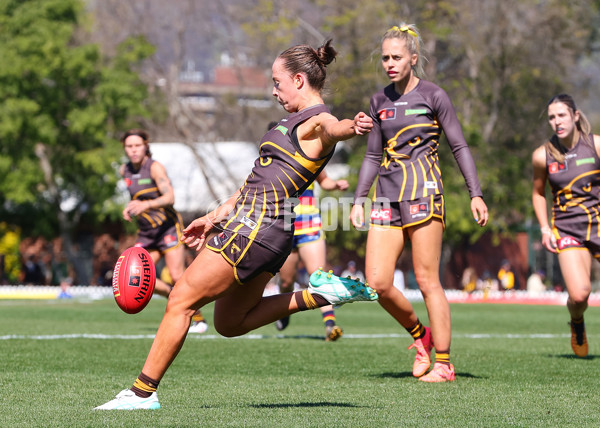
left=576, top=157, right=595, bottom=166
left=410, top=202, right=429, bottom=218
left=394, top=101, right=408, bottom=106
left=548, top=162, right=567, bottom=174
left=405, top=109, right=427, bottom=116
left=241, top=216, right=258, bottom=230
left=370, top=208, right=392, bottom=221
left=425, top=181, right=438, bottom=189
left=558, top=236, right=581, bottom=250
left=378, top=108, right=396, bottom=120
left=138, top=178, right=152, bottom=185
left=275, top=125, right=288, bottom=135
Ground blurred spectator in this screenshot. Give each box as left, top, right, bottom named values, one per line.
left=58, top=277, right=73, bottom=299
left=341, top=260, right=365, bottom=282
left=527, top=270, right=547, bottom=294
left=461, top=267, right=478, bottom=293
left=497, top=259, right=515, bottom=290
left=478, top=270, right=499, bottom=292
left=23, top=254, right=44, bottom=284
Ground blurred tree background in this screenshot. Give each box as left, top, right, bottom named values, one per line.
left=1, top=0, right=599, bottom=284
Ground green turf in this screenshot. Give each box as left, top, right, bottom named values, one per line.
left=0, top=297, right=599, bottom=427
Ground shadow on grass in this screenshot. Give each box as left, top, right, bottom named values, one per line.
left=549, top=354, right=598, bottom=360
left=250, top=402, right=362, bottom=409
left=376, top=371, right=484, bottom=379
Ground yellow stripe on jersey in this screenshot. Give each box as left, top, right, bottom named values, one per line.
left=260, top=141, right=323, bottom=174
left=132, top=187, right=159, bottom=200
left=386, top=123, right=439, bottom=152
left=410, top=163, right=418, bottom=200
left=276, top=176, right=290, bottom=199
left=398, top=162, right=408, bottom=202
left=140, top=212, right=157, bottom=228
left=270, top=182, right=280, bottom=217
left=280, top=168, right=301, bottom=192
left=417, top=158, right=428, bottom=198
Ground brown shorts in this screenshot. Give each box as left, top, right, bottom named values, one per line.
left=369, top=194, right=445, bottom=229
left=554, top=227, right=600, bottom=258
left=206, top=229, right=291, bottom=284
left=136, top=222, right=183, bottom=253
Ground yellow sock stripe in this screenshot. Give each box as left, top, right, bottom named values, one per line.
left=409, top=322, right=424, bottom=339
left=302, top=289, right=319, bottom=310
left=192, top=314, right=205, bottom=323
left=133, top=378, right=157, bottom=393
left=435, top=352, right=450, bottom=364
left=322, top=314, right=336, bottom=323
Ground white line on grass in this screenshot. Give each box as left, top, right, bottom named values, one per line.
left=0, top=333, right=572, bottom=340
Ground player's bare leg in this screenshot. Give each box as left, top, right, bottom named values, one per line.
left=298, top=239, right=342, bottom=341
left=558, top=248, right=591, bottom=357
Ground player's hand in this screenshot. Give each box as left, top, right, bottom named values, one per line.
left=353, top=112, right=373, bottom=135
left=182, top=216, right=215, bottom=251
left=541, top=229, right=557, bottom=253
left=336, top=179, right=349, bottom=191
left=471, top=196, right=488, bottom=227
left=350, top=204, right=365, bottom=229
left=122, top=207, right=132, bottom=222
left=126, top=200, right=149, bottom=217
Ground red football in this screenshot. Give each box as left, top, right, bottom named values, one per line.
left=112, top=246, right=156, bottom=314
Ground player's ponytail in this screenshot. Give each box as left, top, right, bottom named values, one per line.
left=278, top=39, right=338, bottom=92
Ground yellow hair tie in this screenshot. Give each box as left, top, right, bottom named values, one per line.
left=399, top=25, right=418, bottom=38
left=388, top=25, right=418, bottom=39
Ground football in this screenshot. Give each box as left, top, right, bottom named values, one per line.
left=112, top=246, right=156, bottom=314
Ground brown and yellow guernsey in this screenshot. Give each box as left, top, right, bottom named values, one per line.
left=123, top=158, right=183, bottom=234
left=546, top=134, right=600, bottom=243
left=354, top=80, right=482, bottom=204
left=220, top=104, right=334, bottom=254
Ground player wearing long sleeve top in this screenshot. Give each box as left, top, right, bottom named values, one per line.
left=350, top=24, right=488, bottom=383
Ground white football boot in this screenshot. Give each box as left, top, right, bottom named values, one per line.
left=94, top=389, right=161, bottom=410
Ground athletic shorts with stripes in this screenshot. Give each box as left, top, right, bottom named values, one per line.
left=206, top=229, right=291, bottom=284
left=369, top=194, right=445, bottom=229
left=553, top=225, right=600, bottom=258
left=135, top=222, right=182, bottom=253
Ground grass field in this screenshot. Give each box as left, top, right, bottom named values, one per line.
left=1, top=296, right=599, bottom=427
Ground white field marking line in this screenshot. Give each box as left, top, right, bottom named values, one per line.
left=0, top=333, right=573, bottom=340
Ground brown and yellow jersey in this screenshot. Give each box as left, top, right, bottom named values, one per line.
left=123, top=159, right=182, bottom=232
left=354, top=80, right=482, bottom=204
left=222, top=104, right=334, bottom=253
left=547, top=134, right=600, bottom=241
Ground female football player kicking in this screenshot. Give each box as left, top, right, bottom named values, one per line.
left=95, top=40, right=377, bottom=410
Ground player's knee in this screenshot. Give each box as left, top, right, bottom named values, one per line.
left=569, top=290, right=591, bottom=306
left=366, top=276, right=393, bottom=296
left=213, top=319, right=245, bottom=338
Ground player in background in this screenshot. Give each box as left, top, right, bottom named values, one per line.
left=120, top=129, right=208, bottom=334
left=532, top=94, right=600, bottom=357
left=96, top=40, right=377, bottom=410
left=275, top=163, right=348, bottom=341
left=350, top=23, right=488, bottom=382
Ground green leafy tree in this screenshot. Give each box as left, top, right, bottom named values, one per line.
left=0, top=0, right=155, bottom=282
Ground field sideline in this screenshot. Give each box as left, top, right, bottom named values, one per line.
left=0, top=296, right=599, bottom=427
